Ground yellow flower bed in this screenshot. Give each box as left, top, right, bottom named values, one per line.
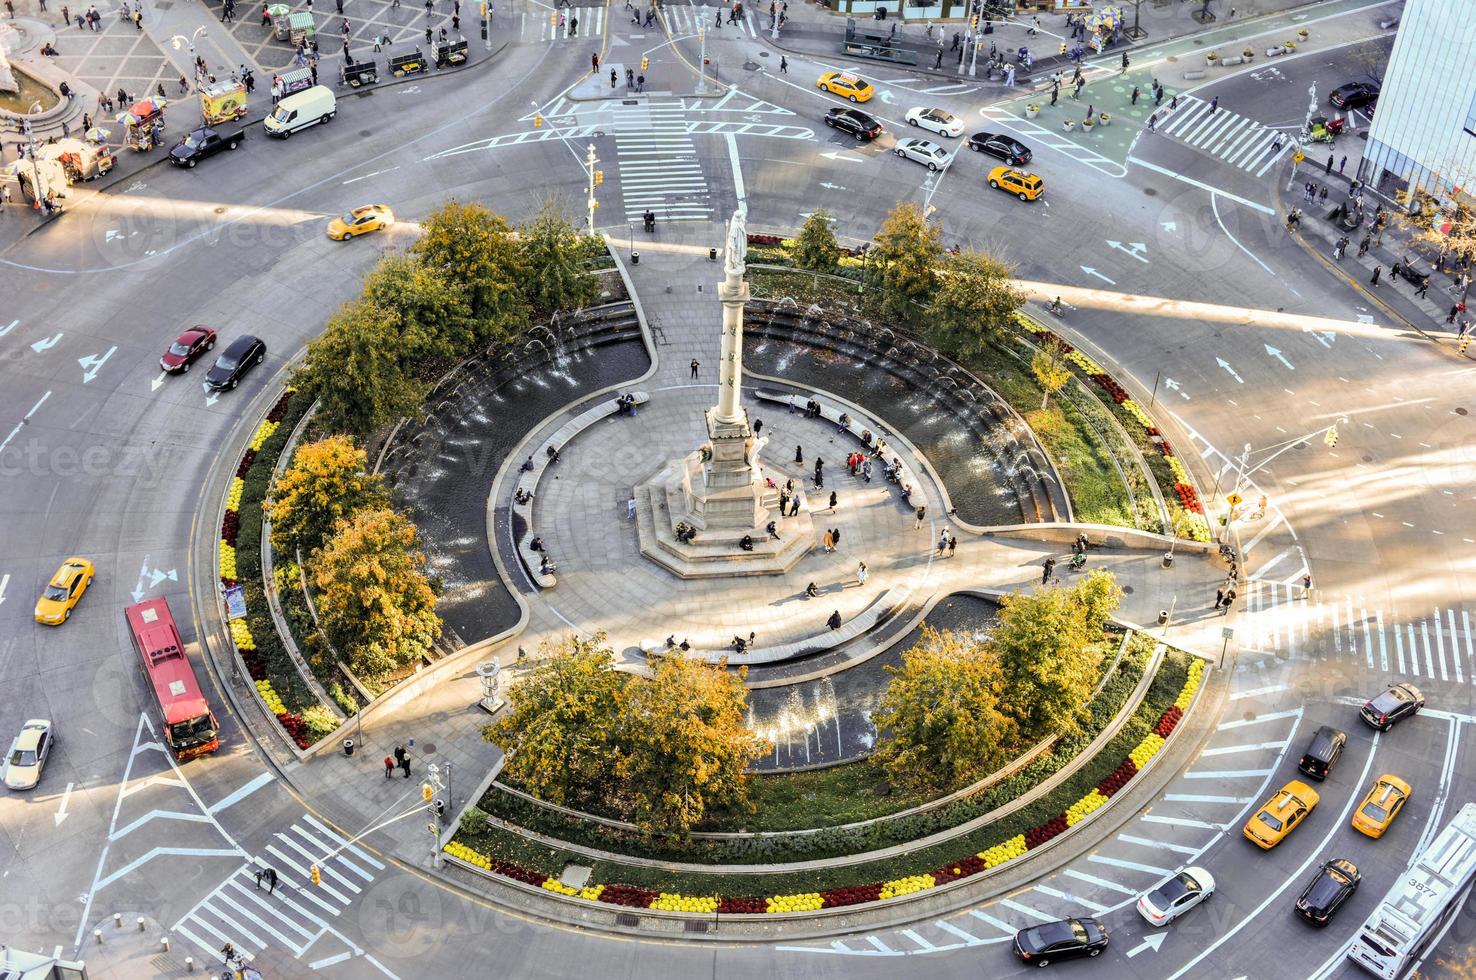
left=1130, top=732, right=1166, bottom=769
left=878, top=874, right=936, bottom=900
left=766, top=892, right=824, bottom=914
left=1067, top=350, right=1103, bottom=374
left=220, top=541, right=237, bottom=579
left=226, top=477, right=245, bottom=512
left=1185, top=515, right=1212, bottom=542
left=249, top=420, right=280, bottom=453
left=230, top=619, right=256, bottom=651
left=1175, top=659, right=1206, bottom=710
left=650, top=893, right=718, bottom=913
left=1167, top=456, right=1191, bottom=484
left=542, top=878, right=578, bottom=896
left=255, top=680, right=286, bottom=715
left=443, top=841, right=493, bottom=870
left=1122, top=399, right=1154, bottom=431
left=980, top=834, right=1027, bottom=868
left=579, top=884, right=604, bottom=901
left=1066, top=789, right=1110, bottom=827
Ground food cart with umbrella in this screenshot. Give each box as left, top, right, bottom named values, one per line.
left=268, top=3, right=291, bottom=39
left=84, top=126, right=111, bottom=144
left=38, top=137, right=115, bottom=182
left=288, top=10, right=316, bottom=47
left=1084, top=4, right=1123, bottom=50
left=117, top=97, right=167, bottom=151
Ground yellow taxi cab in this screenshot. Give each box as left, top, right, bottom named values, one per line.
left=34, top=557, right=94, bottom=625
left=988, top=166, right=1044, bottom=202
left=1351, top=775, right=1411, bottom=838
left=326, top=204, right=395, bottom=240
left=1244, top=779, right=1320, bottom=849
left=817, top=71, right=874, bottom=103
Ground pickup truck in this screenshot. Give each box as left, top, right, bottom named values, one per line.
left=169, top=126, right=244, bottom=168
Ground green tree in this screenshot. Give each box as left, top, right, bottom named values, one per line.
left=863, top=202, right=942, bottom=321
left=1031, top=341, right=1072, bottom=409
left=360, top=253, right=474, bottom=375
left=990, top=572, right=1122, bottom=737
left=266, top=435, right=388, bottom=560
left=519, top=202, right=600, bottom=314
left=293, top=299, right=429, bottom=437
left=484, top=635, right=627, bottom=810
left=925, top=250, right=1026, bottom=357
left=790, top=209, right=842, bottom=272
left=411, top=200, right=530, bottom=346
left=313, top=508, right=441, bottom=680
left=871, top=627, right=1019, bottom=793
left=618, top=656, right=769, bottom=835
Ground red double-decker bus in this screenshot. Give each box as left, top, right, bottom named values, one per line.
left=124, top=597, right=220, bottom=761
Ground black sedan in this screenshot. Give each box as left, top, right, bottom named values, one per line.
left=1359, top=681, right=1424, bottom=731
left=824, top=107, right=883, bottom=141
left=1329, top=81, right=1379, bottom=110
left=968, top=131, right=1032, bottom=166
left=1013, top=917, right=1109, bottom=967
left=205, top=334, right=267, bottom=391
left=1295, top=858, right=1360, bottom=925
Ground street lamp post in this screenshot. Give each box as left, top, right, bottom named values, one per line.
left=22, top=101, right=47, bottom=211
left=698, top=25, right=707, bottom=94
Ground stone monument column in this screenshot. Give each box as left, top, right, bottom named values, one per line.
left=714, top=212, right=750, bottom=425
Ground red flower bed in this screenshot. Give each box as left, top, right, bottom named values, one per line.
left=265, top=390, right=293, bottom=423
left=929, top=853, right=987, bottom=883
left=1174, top=483, right=1204, bottom=514
left=221, top=511, right=240, bottom=545
left=1026, top=814, right=1069, bottom=848
left=1155, top=707, right=1184, bottom=738
left=599, top=884, right=660, bottom=907
left=820, top=883, right=883, bottom=908
left=746, top=233, right=784, bottom=247
left=235, top=449, right=257, bottom=479
left=276, top=711, right=310, bottom=750
left=240, top=649, right=266, bottom=678
left=485, top=859, right=545, bottom=887
left=1158, top=440, right=1174, bottom=457
left=1091, top=373, right=1129, bottom=404
left=1096, top=759, right=1139, bottom=797
left=718, top=896, right=766, bottom=914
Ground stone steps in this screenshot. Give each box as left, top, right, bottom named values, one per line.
left=633, top=482, right=812, bottom=578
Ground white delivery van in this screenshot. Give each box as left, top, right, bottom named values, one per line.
left=264, top=86, right=336, bottom=138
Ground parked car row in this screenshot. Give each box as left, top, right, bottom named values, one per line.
left=1011, top=682, right=1426, bottom=966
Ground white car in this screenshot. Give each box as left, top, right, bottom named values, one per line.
left=895, top=137, right=951, bottom=171
left=4, top=720, right=53, bottom=790
left=1137, top=866, right=1215, bottom=926
left=905, top=106, right=964, bottom=138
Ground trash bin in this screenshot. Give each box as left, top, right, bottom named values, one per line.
left=631, top=250, right=640, bottom=264
left=709, top=246, right=717, bottom=261
left=1157, top=610, right=1169, bottom=625
left=1162, top=552, right=1174, bottom=568
left=343, top=738, right=355, bottom=756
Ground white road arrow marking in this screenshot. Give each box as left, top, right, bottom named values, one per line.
left=1080, top=265, right=1116, bottom=284
left=31, top=333, right=63, bottom=353
left=131, top=557, right=152, bottom=604
left=205, top=391, right=221, bottom=407
left=819, top=181, right=848, bottom=190
left=1217, top=357, right=1245, bottom=383
left=1301, top=326, right=1336, bottom=348
left=877, top=90, right=896, bottom=104
left=55, top=781, right=75, bottom=827
left=820, top=150, right=865, bottom=162
left=398, top=85, right=421, bottom=95
left=1106, top=240, right=1150, bottom=263
left=79, top=346, right=117, bottom=384
left=1264, top=344, right=1295, bottom=370
left=150, top=371, right=168, bottom=392
left=1160, top=221, right=1177, bottom=231
left=0, top=573, right=9, bottom=607
left=0, top=319, right=17, bottom=338
left=149, top=568, right=178, bottom=588
left=1126, top=933, right=1166, bottom=958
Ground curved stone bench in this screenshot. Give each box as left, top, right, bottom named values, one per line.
left=753, top=390, right=921, bottom=509
left=514, top=390, right=649, bottom=588
left=640, top=587, right=900, bottom=665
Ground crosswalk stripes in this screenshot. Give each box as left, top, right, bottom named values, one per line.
left=172, top=817, right=384, bottom=966
left=530, top=5, right=605, bottom=41
left=662, top=3, right=759, bottom=37
left=614, top=103, right=714, bottom=223
left=1154, top=95, right=1291, bottom=177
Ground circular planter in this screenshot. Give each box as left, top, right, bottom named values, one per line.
left=1098, top=113, right=1111, bottom=126
left=1025, top=104, right=1040, bottom=119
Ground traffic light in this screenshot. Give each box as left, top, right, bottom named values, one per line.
left=1323, top=425, right=1339, bottom=448
left=422, top=782, right=434, bottom=803
left=593, top=170, right=603, bottom=185
left=641, top=56, right=649, bottom=72
left=310, top=864, right=321, bottom=886
left=1461, top=335, right=1472, bottom=354
left=533, top=114, right=543, bottom=128
left=970, top=14, right=978, bottom=29
left=550, top=11, right=557, bottom=24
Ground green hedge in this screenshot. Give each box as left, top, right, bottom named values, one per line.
left=478, top=636, right=1157, bottom=866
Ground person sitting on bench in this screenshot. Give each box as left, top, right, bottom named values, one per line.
left=739, top=534, right=754, bottom=552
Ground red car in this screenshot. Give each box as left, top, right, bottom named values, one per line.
left=160, top=326, right=217, bottom=374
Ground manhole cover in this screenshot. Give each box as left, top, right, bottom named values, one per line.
left=359, top=130, right=372, bottom=137
left=214, top=206, right=226, bottom=214
left=1243, top=711, right=1257, bottom=722
left=1457, top=407, right=1469, bottom=416
left=1122, top=584, right=1135, bottom=595
left=759, top=50, right=770, bottom=57
left=420, top=741, right=437, bottom=755
left=743, top=61, right=760, bottom=70
left=1362, top=454, right=1373, bottom=463
left=1143, top=187, right=1157, bottom=196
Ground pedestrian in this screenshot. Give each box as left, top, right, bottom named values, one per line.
left=568, top=13, right=576, bottom=33
left=934, top=48, right=943, bottom=69
left=255, top=867, right=267, bottom=889
left=1220, top=588, right=1236, bottom=614
left=752, top=418, right=763, bottom=437
left=61, top=3, right=69, bottom=23
left=1370, top=265, right=1382, bottom=287
left=936, top=532, right=948, bottom=556
left=1119, top=50, right=1128, bottom=72
left=1448, top=304, right=1462, bottom=324
left=823, top=529, right=834, bottom=552
left=1215, top=587, right=1226, bottom=608
left=914, top=504, right=926, bottom=528
left=779, top=55, right=787, bottom=73
left=1147, top=112, right=1157, bottom=132
left=373, top=33, right=382, bottom=50
left=789, top=495, right=800, bottom=517
left=1050, top=82, right=1059, bottom=107
left=828, top=490, right=837, bottom=512
left=1391, top=259, right=1403, bottom=281
left=591, top=51, right=599, bottom=72
left=1333, top=236, right=1348, bottom=260
left=424, top=25, right=431, bottom=44
left=1338, top=154, right=1347, bottom=174
left=452, top=12, right=459, bottom=28
left=1417, top=276, right=1430, bottom=298
left=636, top=74, right=644, bottom=91
left=1072, top=77, right=1083, bottom=100
left=1301, top=574, right=1312, bottom=599
left=1131, top=85, right=1139, bottom=105
left=1358, top=235, right=1371, bottom=258
left=133, top=8, right=141, bottom=28
left=384, top=754, right=395, bottom=777
left=261, top=0, right=271, bottom=23
left=1041, top=557, right=1056, bottom=584
left=400, top=752, right=411, bottom=778
left=857, top=561, right=867, bottom=584
left=948, top=535, right=957, bottom=557
left=1169, top=93, right=1178, bottom=111
left=626, top=67, right=634, bottom=86
left=814, top=459, right=824, bottom=488
left=690, top=358, right=699, bottom=378
left=264, top=868, right=278, bottom=894
left=1319, top=186, right=1328, bottom=202
left=1004, top=65, right=1015, bottom=87
left=830, top=527, right=840, bottom=547
left=81, top=111, right=91, bottom=130
left=794, top=444, right=803, bottom=464
left=827, top=609, right=842, bottom=630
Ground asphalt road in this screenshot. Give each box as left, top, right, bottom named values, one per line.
left=4, top=1, right=1476, bottom=977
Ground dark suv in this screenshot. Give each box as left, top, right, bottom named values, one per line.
left=1295, top=859, right=1360, bottom=926
left=1297, top=725, right=1347, bottom=781
left=1360, top=682, right=1424, bottom=731
left=824, top=107, right=883, bottom=141
left=205, top=334, right=267, bottom=391
left=967, top=131, right=1032, bottom=166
